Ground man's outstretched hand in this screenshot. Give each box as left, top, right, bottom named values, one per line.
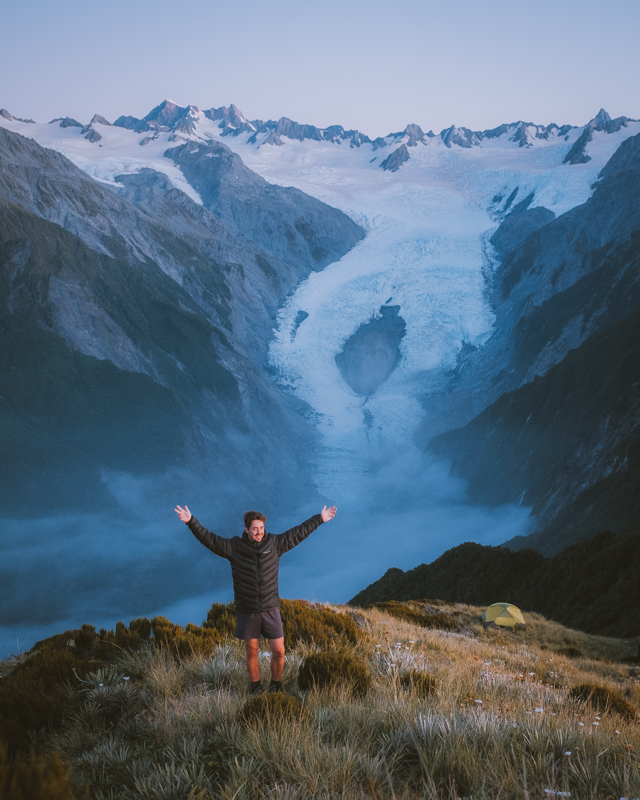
left=321, top=505, right=337, bottom=523
left=175, top=505, right=192, bottom=523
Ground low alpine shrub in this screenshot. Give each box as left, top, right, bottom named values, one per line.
left=297, top=651, right=371, bottom=696
left=557, top=646, right=583, bottom=659
left=74, top=618, right=152, bottom=659
left=203, top=599, right=361, bottom=646
left=239, top=692, right=308, bottom=726
left=366, top=601, right=460, bottom=631
left=0, top=648, right=91, bottom=754
left=280, top=599, right=360, bottom=646
left=0, top=745, right=84, bottom=800
left=150, top=616, right=223, bottom=657
left=569, top=682, right=638, bottom=720
left=400, top=670, right=437, bottom=698
left=203, top=602, right=237, bottom=637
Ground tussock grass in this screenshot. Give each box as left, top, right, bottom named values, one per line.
left=4, top=600, right=639, bottom=799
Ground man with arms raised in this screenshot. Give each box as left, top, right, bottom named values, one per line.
left=175, top=503, right=337, bottom=694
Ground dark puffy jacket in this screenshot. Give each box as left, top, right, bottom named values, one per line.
left=186, top=514, right=323, bottom=613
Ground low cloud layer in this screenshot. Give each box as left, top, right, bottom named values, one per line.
left=0, top=446, right=532, bottom=658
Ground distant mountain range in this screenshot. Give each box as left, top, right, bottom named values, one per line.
left=3, top=99, right=636, bottom=169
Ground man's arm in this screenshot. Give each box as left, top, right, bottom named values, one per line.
left=175, top=505, right=233, bottom=560
left=275, top=505, right=337, bottom=555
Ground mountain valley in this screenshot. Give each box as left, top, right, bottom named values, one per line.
left=1, top=100, right=639, bottom=651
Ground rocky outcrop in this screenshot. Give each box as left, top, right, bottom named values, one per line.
left=54, top=117, right=84, bottom=128
left=440, top=125, right=481, bottom=148
left=380, top=144, right=410, bottom=172
left=335, top=306, right=406, bottom=396
left=0, top=109, right=37, bottom=123
left=403, top=123, right=431, bottom=146
left=113, top=115, right=151, bottom=132
left=90, top=114, right=111, bottom=126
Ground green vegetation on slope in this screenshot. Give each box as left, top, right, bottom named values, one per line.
left=0, top=601, right=361, bottom=756
left=0, top=601, right=638, bottom=799
left=350, top=529, right=640, bottom=638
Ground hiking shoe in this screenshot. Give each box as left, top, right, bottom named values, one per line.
left=268, top=680, right=283, bottom=693
left=249, top=681, right=264, bottom=695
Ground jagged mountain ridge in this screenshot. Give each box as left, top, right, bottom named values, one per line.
left=4, top=101, right=635, bottom=173
left=109, top=99, right=634, bottom=154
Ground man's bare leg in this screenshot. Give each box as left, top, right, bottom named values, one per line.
left=244, top=638, right=260, bottom=682
left=268, top=637, right=285, bottom=682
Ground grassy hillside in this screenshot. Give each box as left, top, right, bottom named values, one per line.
left=349, top=530, right=640, bottom=638
left=1, top=600, right=638, bottom=799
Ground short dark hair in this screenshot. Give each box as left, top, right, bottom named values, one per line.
left=244, top=510, right=266, bottom=528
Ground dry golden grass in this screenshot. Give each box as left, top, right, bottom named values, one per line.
left=12, top=601, right=638, bottom=799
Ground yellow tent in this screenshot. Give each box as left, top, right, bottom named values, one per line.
left=482, top=602, right=526, bottom=631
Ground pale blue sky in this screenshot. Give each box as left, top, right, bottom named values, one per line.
left=2, top=0, right=639, bottom=137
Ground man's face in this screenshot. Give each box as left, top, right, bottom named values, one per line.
left=246, top=519, right=265, bottom=542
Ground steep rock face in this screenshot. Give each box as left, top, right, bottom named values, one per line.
left=335, top=306, right=406, bottom=396
left=440, top=125, right=481, bottom=148
left=489, top=193, right=555, bottom=260
left=430, top=306, right=640, bottom=549
left=427, top=134, right=640, bottom=549
left=563, top=108, right=633, bottom=165
left=0, top=126, right=364, bottom=516
left=0, top=195, right=237, bottom=512
left=453, top=132, right=640, bottom=412
left=380, top=144, right=410, bottom=172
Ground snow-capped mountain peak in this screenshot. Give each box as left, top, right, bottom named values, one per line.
left=563, top=107, right=635, bottom=164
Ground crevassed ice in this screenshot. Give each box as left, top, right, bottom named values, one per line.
left=259, top=144, right=606, bottom=496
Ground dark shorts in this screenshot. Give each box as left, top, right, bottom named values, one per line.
left=235, top=608, right=284, bottom=641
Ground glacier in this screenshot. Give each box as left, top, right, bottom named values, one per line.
left=205, top=119, right=639, bottom=500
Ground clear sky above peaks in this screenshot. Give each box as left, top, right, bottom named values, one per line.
left=2, top=0, right=639, bottom=138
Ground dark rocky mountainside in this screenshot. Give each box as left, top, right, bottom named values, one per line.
left=164, top=138, right=363, bottom=270
left=425, top=132, right=640, bottom=551
left=350, top=529, right=640, bottom=638
left=335, top=306, right=406, bottom=396
left=0, top=126, right=364, bottom=516
left=430, top=307, right=640, bottom=553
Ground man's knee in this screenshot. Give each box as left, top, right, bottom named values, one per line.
left=269, top=640, right=285, bottom=659
left=244, top=639, right=259, bottom=656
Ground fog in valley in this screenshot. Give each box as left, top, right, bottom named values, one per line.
left=0, top=423, right=533, bottom=658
